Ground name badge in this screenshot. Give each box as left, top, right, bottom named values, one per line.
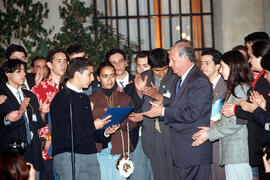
left=163, top=90, right=171, bottom=98
left=32, top=114, right=37, bottom=122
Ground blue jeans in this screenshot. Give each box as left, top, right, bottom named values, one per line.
left=54, top=152, right=100, bottom=180
left=97, top=142, right=126, bottom=180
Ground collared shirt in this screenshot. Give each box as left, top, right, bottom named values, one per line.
left=66, top=82, right=83, bottom=93
left=162, top=64, right=194, bottom=116
left=23, top=79, right=30, bottom=90
left=31, top=77, right=58, bottom=160
left=116, top=71, right=129, bottom=88
left=6, top=83, right=29, bottom=122
left=153, top=75, right=162, bottom=89
left=6, top=83, right=24, bottom=104
left=6, top=83, right=32, bottom=139
left=180, top=64, right=194, bottom=87
left=212, top=74, right=221, bottom=89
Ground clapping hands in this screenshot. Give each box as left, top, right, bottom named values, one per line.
left=240, top=91, right=267, bottom=113
left=134, top=74, right=148, bottom=95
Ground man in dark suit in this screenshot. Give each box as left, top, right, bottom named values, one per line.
left=0, top=59, right=46, bottom=173
left=144, top=43, right=213, bottom=180
left=5, top=44, right=41, bottom=89
left=200, top=49, right=226, bottom=180
left=129, top=48, right=178, bottom=180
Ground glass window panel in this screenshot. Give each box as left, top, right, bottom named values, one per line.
left=161, top=0, right=169, bottom=14
left=111, top=0, right=116, bottom=16
left=128, top=0, right=137, bottom=16
left=182, top=17, right=191, bottom=41
left=129, top=19, right=138, bottom=44
left=203, top=0, right=211, bottom=13
left=118, top=19, right=127, bottom=42
left=172, top=17, right=181, bottom=44
left=116, top=0, right=126, bottom=16
left=94, top=0, right=214, bottom=53
left=181, top=0, right=190, bottom=14
left=139, top=18, right=150, bottom=50
left=150, top=18, right=156, bottom=49
left=111, top=19, right=117, bottom=30
left=162, top=17, right=171, bottom=49
left=203, top=15, right=212, bottom=48
left=95, top=0, right=106, bottom=15
left=171, top=0, right=180, bottom=14
left=138, top=0, right=149, bottom=16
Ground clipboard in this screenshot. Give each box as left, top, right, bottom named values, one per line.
left=101, top=106, right=134, bottom=129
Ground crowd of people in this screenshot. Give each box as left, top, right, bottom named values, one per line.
left=0, top=31, right=270, bottom=180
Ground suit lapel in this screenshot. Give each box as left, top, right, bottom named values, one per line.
left=213, top=76, right=226, bottom=102
left=2, top=84, right=20, bottom=110
left=173, top=66, right=196, bottom=106
left=22, top=89, right=33, bottom=123
left=158, top=68, right=172, bottom=93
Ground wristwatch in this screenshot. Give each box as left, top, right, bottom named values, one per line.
left=4, top=116, right=11, bottom=125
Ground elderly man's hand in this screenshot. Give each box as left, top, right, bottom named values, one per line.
left=143, top=101, right=163, bottom=118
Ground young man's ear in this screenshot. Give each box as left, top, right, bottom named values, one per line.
left=5, top=72, right=10, bottom=79
left=73, top=71, right=81, bottom=79
left=47, top=62, right=52, bottom=70
left=124, top=60, right=128, bottom=68
left=216, top=64, right=221, bottom=71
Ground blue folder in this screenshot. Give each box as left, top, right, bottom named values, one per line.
left=210, top=98, right=223, bottom=121
left=101, top=106, right=134, bottom=129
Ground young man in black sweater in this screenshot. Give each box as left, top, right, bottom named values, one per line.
left=50, top=57, right=119, bottom=180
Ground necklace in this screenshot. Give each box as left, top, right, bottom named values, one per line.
left=116, top=122, right=134, bottom=177
left=105, top=95, right=113, bottom=108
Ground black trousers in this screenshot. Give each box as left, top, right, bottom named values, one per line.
left=174, top=163, right=211, bottom=180
left=39, top=159, right=54, bottom=180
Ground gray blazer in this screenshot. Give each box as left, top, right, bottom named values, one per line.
left=208, top=84, right=250, bottom=165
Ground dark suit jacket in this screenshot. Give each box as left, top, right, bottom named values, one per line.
left=26, top=73, right=36, bottom=89
left=213, top=76, right=227, bottom=103
left=0, top=84, right=46, bottom=171
left=139, top=68, right=178, bottom=158
left=253, top=107, right=270, bottom=128
left=165, top=66, right=213, bottom=167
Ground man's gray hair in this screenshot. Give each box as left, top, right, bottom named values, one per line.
left=177, top=46, right=195, bottom=63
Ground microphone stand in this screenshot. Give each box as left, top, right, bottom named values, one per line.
left=67, top=87, right=76, bottom=180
